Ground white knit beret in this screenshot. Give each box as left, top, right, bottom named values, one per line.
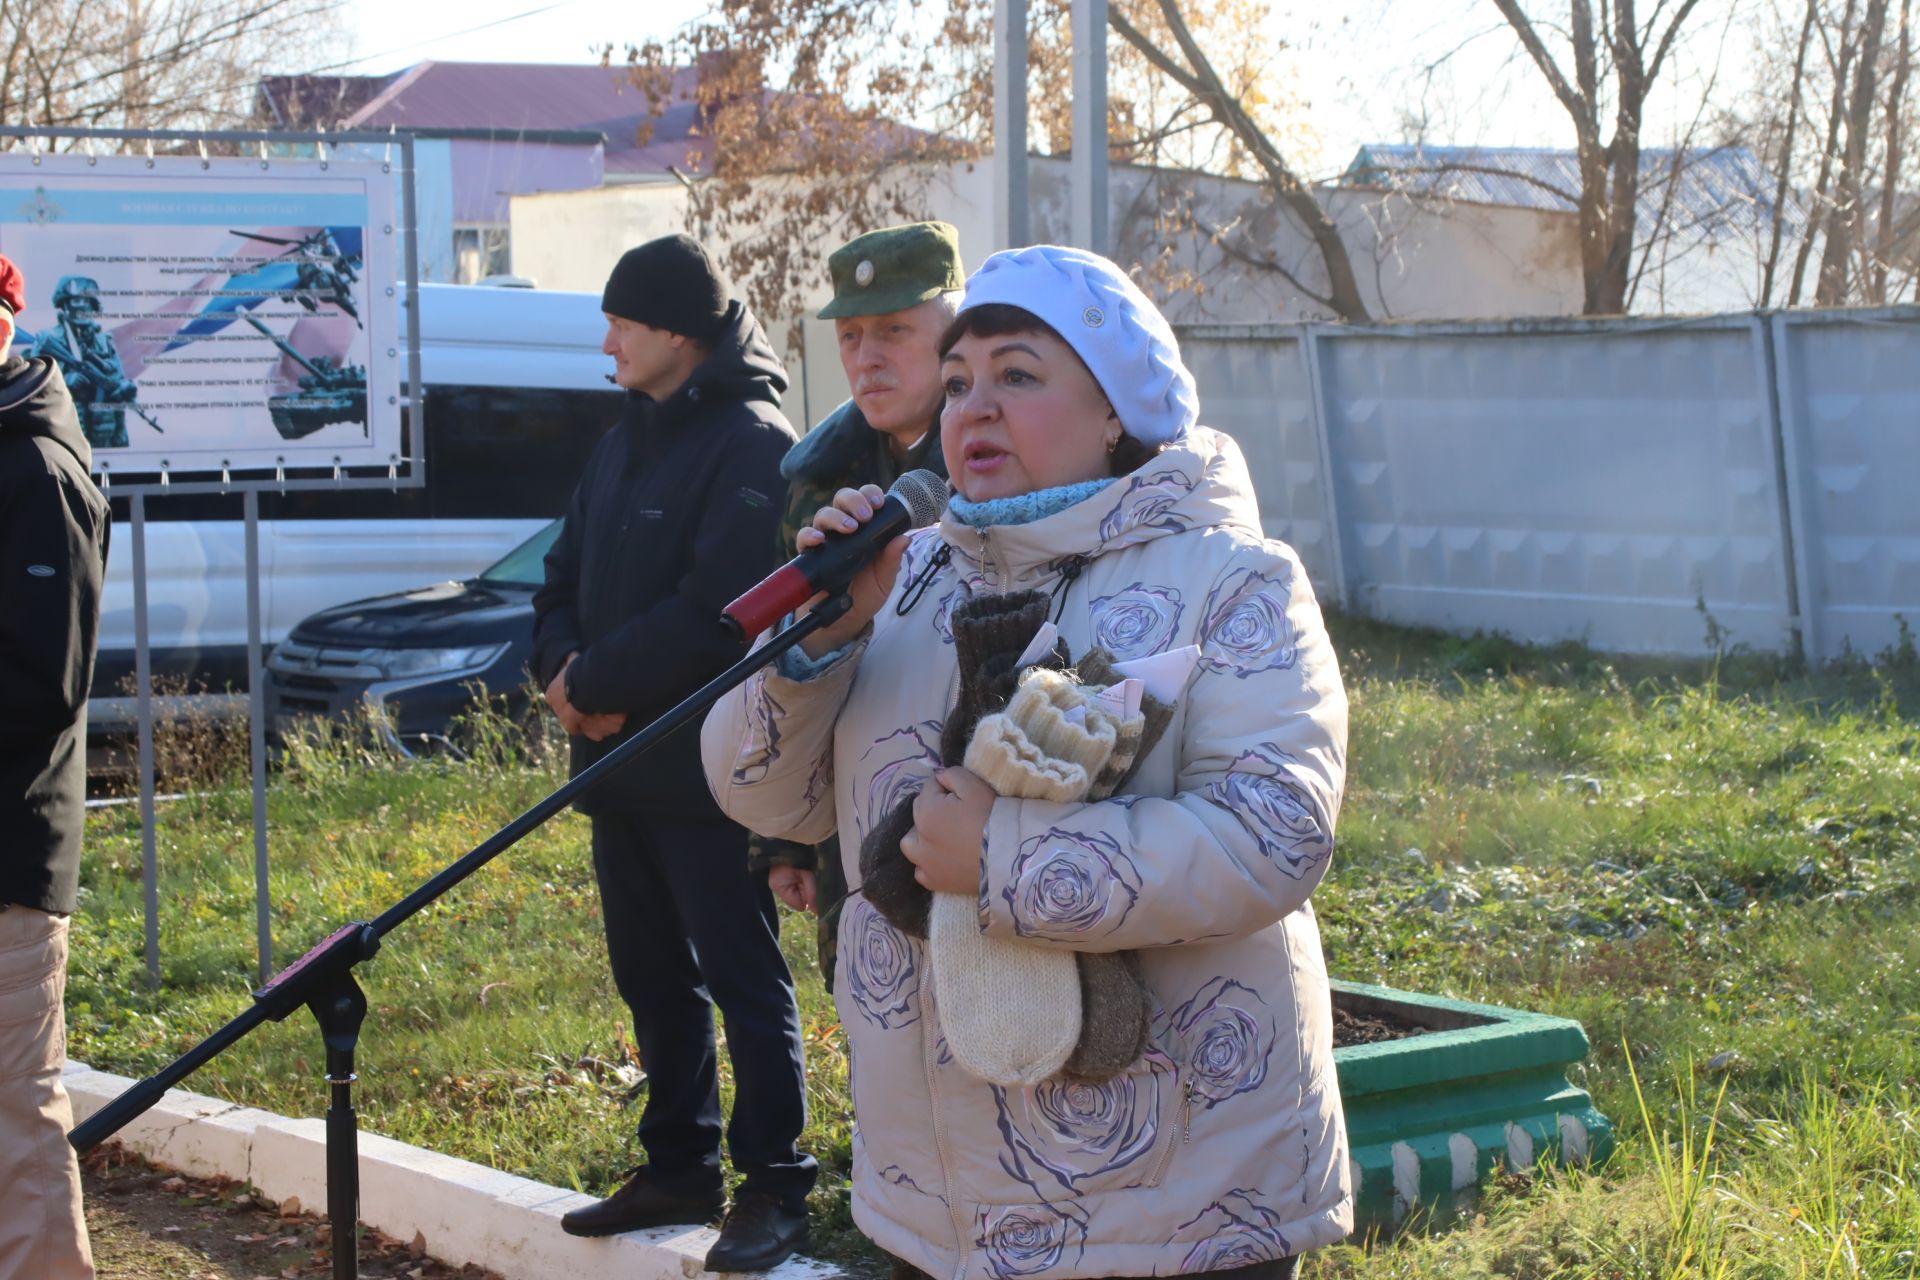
left=957, top=245, right=1199, bottom=446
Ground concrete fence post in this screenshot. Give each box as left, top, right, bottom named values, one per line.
left=1766, top=311, right=1821, bottom=662
left=1298, top=324, right=1353, bottom=609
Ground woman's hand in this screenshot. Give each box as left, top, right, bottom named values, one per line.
left=900, top=767, right=996, bottom=895
left=795, top=484, right=910, bottom=658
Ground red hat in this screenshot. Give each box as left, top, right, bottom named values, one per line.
left=0, top=253, right=23, bottom=318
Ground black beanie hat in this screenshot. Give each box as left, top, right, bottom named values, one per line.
left=601, top=234, right=730, bottom=341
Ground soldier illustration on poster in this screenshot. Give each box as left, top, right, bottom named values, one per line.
left=29, top=275, right=161, bottom=449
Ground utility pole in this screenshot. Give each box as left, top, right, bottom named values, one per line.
left=994, top=0, right=1030, bottom=249
left=1070, top=0, right=1109, bottom=252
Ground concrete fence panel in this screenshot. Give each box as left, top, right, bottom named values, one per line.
left=1772, top=310, right=1920, bottom=663
left=1172, top=310, right=1912, bottom=658
left=1177, top=327, right=1338, bottom=593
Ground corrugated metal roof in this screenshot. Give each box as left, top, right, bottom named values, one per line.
left=259, top=61, right=703, bottom=175
left=1343, top=144, right=1806, bottom=238
left=350, top=62, right=704, bottom=175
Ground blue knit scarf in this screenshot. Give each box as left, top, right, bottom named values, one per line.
left=947, top=478, right=1112, bottom=529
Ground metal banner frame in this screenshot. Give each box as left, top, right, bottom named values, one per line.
left=3, top=125, right=424, bottom=986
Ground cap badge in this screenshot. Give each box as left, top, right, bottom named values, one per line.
left=855, top=259, right=876, bottom=287
left=1083, top=306, right=1105, bottom=328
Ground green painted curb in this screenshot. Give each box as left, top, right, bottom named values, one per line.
left=1331, top=980, right=1614, bottom=1235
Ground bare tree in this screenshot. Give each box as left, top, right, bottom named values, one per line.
left=1728, top=0, right=1920, bottom=305
left=1486, top=0, right=1712, bottom=314
left=1, top=0, right=347, bottom=140
left=1762, top=0, right=1818, bottom=304
left=1869, top=0, right=1912, bottom=298
left=619, top=0, right=1373, bottom=331
left=1106, top=1, right=1373, bottom=319
left=613, top=11, right=982, bottom=346
left=1815, top=0, right=1891, bottom=299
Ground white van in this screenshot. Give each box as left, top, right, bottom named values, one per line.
left=90, top=283, right=625, bottom=729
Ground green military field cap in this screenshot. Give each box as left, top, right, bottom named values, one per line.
left=818, top=221, right=965, bottom=320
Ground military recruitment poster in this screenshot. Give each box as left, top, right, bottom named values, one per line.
left=0, top=151, right=402, bottom=480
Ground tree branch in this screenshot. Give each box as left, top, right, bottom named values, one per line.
left=1644, top=0, right=1708, bottom=86
left=1358, top=159, right=1584, bottom=208
left=1190, top=211, right=1338, bottom=309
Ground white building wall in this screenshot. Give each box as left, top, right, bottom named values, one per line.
left=508, top=182, right=691, bottom=292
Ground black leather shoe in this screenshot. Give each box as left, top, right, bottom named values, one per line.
left=703, top=1190, right=812, bottom=1271
left=560, top=1167, right=726, bottom=1238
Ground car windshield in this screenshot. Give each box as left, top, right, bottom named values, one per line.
left=478, top=520, right=562, bottom=587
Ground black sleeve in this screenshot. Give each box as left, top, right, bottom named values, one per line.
left=0, top=450, right=106, bottom=749
left=748, top=835, right=819, bottom=874
left=530, top=467, right=590, bottom=688
left=566, top=423, right=789, bottom=714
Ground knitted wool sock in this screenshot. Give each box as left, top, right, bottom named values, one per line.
left=860, top=796, right=931, bottom=937
left=1061, top=951, right=1155, bottom=1083
left=964, top=715, right=1089, bottom=802
left=937, top=665, right=1135, bottom=1086
left=941, top=592, right=1056, bottom=762
left=962, top=671, right=1120, bottom=804
left=1073, top=648, right=1178, bottom=800
left=929, top=891, right=1082, bottom=1086
left=863, top=591, right=1057, bottom=940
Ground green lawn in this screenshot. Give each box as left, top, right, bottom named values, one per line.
left=69, top=617, right=1920, bottom=1277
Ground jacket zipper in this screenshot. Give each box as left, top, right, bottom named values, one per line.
left=922, top=995, right=969, bottom=1275
left=1142, top=1074, right=1193, bottom=1189
left=976, top=527, right=998, bottom=591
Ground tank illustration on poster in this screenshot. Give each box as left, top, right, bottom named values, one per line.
left=244, top=312, right=368, bottom=439
left=0, top=151, right=403, bottom=478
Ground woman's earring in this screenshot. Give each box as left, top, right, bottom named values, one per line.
left=1105, top=435, right=1119, bottom=454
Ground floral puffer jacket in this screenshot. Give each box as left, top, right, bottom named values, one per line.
left=702, top=428, right=1353, bottom=1278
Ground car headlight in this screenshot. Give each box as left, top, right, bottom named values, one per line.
left=371, top=644, right=509, bottom=679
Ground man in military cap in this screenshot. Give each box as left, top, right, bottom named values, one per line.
left=750, top=221, right=961, bottom=989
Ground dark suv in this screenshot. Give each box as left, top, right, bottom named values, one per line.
left=265, top=521, right=560, bottom=754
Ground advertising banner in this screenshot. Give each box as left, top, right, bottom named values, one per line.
left=0, top=151, right=403, bottom=480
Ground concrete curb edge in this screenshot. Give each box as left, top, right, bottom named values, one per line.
left=64, top=1061, right=842, bottom=1280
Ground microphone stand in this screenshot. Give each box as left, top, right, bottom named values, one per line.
left=70, top=593, right=856, bottom=1280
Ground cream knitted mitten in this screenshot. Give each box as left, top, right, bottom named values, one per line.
left=963, top=669, right=1120, bottom=802
left=934, top=669, right=1135, bottom=1087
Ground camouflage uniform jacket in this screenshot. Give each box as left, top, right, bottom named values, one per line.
left=772, top=396, right=946, bottom=573
left=750, top=397, right=946, bottom=985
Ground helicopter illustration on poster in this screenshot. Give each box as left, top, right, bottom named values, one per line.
left=229, top=227, right=363, bottom=326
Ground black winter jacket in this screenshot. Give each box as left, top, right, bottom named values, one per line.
left=531, top=302, right=796, bottom=816
left=1, top=356, right=110, bottom=913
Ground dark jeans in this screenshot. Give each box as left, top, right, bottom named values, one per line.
left=590, top=808, right=818, bottom=1209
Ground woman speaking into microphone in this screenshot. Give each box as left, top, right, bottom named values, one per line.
left=702, top=246, right=1352, bottom=1279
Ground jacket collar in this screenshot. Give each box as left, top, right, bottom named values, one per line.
left=642, top=300, right=789, bottom=432
left=781, top=396, right=947, bottom=484
left=936, top=428, right=1262, bottom=592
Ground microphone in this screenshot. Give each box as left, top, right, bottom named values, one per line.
left=722, top=469, right=948, bottom=640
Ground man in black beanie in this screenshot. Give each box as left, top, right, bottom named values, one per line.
left=532, top=233, right=815, bottom=1270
